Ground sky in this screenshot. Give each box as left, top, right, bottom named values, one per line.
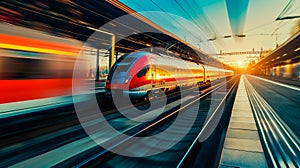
left=120, top=0, right=300, bottom=67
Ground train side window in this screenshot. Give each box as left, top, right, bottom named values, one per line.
left=137, top=65, right=150, bottom=78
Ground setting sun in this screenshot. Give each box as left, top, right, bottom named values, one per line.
left=237, top=61, right=245, bottom=68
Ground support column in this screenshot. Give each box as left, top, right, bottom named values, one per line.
left=95, top=48, right=100, bottom=81
left=86, top=27, right=115, bottom=72
left=115, top=51, right=119, bottom=61
left=109, top=35, right=115, bottom=70
left=202, top=64, right=206, bottom=83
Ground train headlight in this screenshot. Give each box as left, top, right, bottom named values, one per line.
left=124, top=76, right=131, bottom=84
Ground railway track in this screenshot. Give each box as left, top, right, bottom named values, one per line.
left=244, top=76, right=300, bottom=167
left=64, top=76, right=239, bottom=167
left=0, top=76, right=237, bottom=167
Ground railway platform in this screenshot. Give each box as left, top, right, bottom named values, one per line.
left=219, top=75, right=268, bottom=167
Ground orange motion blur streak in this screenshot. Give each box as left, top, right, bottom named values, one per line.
left=0, top=34, right=81, bottom=54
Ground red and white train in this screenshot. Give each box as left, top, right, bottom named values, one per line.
left=105, top=51, right=233, bottom=99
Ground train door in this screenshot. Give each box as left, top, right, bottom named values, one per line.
left=150, top=58, right=156, bottom=88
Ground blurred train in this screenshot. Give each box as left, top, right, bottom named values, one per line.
left=262, top=63, right=300, bottom=79
left=0, top=23, right=82, bottom=104
left=105, top=52, right=233, bottom=99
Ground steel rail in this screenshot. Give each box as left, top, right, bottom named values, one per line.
left=74, top=77, right=237, bottom=167
left=176, top=78, right=237, bottom=168
left=244, top=76, right=300, bottom=167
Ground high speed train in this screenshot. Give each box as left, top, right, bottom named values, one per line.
left=105, top=51, right=233, bottom=99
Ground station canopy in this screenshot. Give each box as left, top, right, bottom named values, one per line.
left=1, top=0, right=299, bottom=68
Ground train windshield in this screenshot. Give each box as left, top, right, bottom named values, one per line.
left=137, top=65, right=150, bottom=78
left=107, top=56, right=135, bottom=83
left=113, top=57, right=135, bottom=73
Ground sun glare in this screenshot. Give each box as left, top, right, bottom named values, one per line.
left=237, top=61, right=244, bottom=68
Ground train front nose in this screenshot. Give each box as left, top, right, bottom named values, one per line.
left=110, top=72, right=130, bottom=84
left=105, top=74, right=131, bottom=98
